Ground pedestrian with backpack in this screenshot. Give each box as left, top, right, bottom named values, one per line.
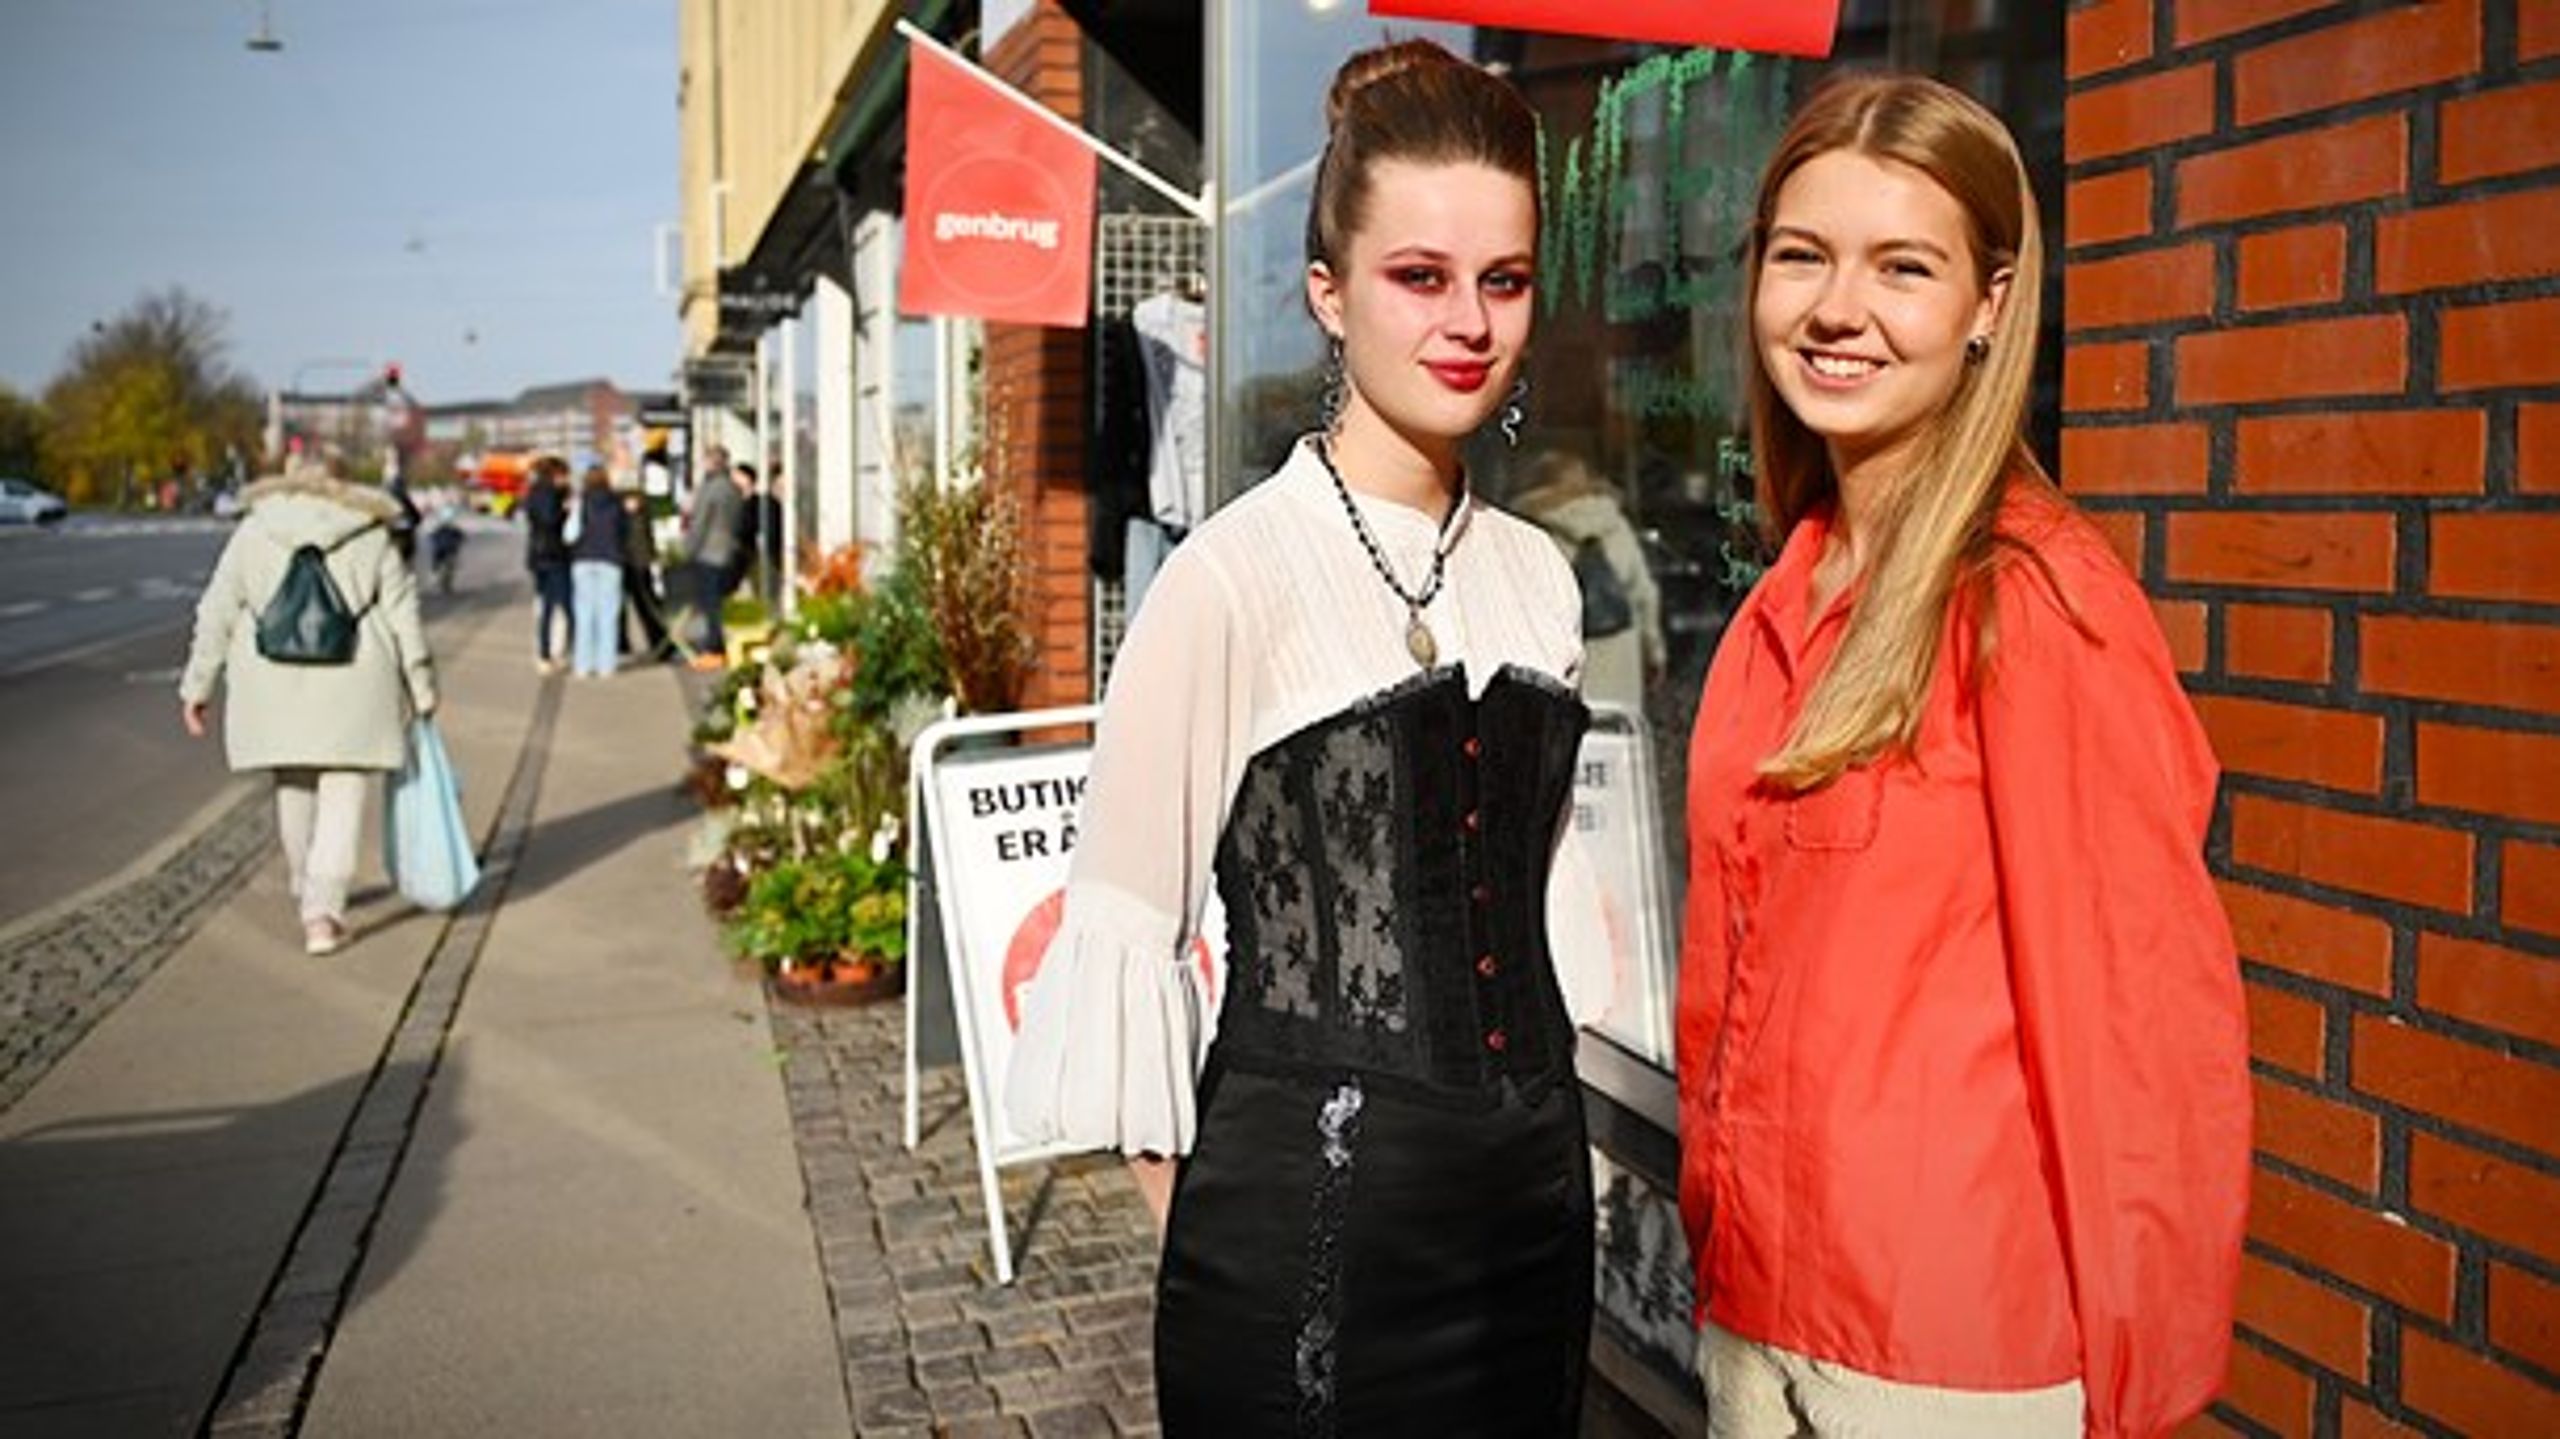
left=178, top=455, right=439, bottom=956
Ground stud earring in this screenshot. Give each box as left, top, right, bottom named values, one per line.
left=1964, top=334, right=1991, bottom=365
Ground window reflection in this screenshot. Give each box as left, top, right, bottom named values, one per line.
left=1213, top=2, right=2062, bottom=1067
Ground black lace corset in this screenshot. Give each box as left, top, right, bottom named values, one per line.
left=1211, top=665, right=1593, bottom=1106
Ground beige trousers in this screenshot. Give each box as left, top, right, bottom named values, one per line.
left=274, top=769, right=367, bottom=923
left=1697, top=1322, right=2085, bottom=1439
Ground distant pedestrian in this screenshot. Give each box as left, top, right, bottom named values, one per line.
left=679, top=453, right=744, bottom=670
left=519, top=457, right=573, bottom=673
left=730, top=463, right=763, bottom=599
left=619, top=488, right=673, bottom=662
left=568, top=465, right=628, bottom=678
left=384, top=471, right=423, bottom=564
left=427, top=496, right=465, bottom=596
left=178, top=457, right=438, bottom=957
left=750, top=466, right=785, bottom=604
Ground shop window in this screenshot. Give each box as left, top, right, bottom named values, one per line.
left=1212, top=1, right=2062, bottom=1075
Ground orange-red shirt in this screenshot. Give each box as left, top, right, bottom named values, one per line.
left=1676, top=494, right=2251, bottom=1439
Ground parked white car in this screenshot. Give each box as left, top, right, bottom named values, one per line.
left=0, top=477, right=67, bottom=524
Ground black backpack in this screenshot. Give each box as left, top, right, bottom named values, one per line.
left=1572, top=536, right=1635, bottom=639
left=255, top=528, right=372, bottom=665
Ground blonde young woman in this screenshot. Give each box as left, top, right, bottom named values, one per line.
left=1006, top=38, right=1609, bottom=1437
left=1675, top=76, right=2250, bottom=1438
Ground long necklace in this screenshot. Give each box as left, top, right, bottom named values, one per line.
left=1319, top=440, right=1466, bottom=668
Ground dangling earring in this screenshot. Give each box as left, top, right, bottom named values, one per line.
left=1320, top=336, right=1348, bottom=439
left=1500, top=375, right=1529, bottom=448
left=1964, top=334, right=1991, bottom=365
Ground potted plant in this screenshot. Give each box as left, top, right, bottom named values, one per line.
left=725, top=842, right=909, bottom=1003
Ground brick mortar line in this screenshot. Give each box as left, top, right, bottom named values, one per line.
left=197, top=671, right=566, bottom=1438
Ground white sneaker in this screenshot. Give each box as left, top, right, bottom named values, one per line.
left=303, top=917, right=347, bottom=956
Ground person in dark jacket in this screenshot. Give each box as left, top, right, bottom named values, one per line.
left=619, top=487, right=673, bottom=662
left=729, top=463, right=763, bottom=599
left=750, top=467, right=786, bottom=603
left=679, top=453, right=744, bottom=668
left=519, top=456, right=573, bottom=673
left=568, top=465, right=631, bottom=677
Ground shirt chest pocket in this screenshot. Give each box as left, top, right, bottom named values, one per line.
left=1783, top=766, right=1884, bottom=852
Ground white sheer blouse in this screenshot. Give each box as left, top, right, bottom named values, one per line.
left=1002, top=436, right=1616, bottom=1158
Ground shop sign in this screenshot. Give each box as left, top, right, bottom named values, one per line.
left=1368, top=0, right=1839, bottom=57
left=897, top=44, right=1098, bottom=328
left=917, top=729, right=1225, bottom=1166
left=681, top=358, right=751, bottom=408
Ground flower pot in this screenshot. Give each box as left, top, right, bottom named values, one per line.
left=767, top=954, right=904, bottom=1008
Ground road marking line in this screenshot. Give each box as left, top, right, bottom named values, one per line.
left=0, top=600, right=44, bottom=619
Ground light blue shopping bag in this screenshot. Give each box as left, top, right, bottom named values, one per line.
left=384, top=718, right=482, bottom=910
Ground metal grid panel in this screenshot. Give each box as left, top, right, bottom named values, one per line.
left=1091, top=212, right=1207, bottom=689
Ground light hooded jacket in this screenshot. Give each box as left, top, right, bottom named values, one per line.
left=1510, top=480, right=1665, bottom=714
left=179, top=469, right=438, bottom=772
left=1676, top=488, right=2250, bottom=1439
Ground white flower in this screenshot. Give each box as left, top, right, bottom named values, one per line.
left=725, top=764, right=750, bottom=791
left=869, top=814, right=902, bottom=864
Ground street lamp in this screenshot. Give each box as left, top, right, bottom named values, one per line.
left=246, top=1, right=283, bottom=52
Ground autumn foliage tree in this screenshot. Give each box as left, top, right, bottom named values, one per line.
left=42, top=288, right=263, bottom=505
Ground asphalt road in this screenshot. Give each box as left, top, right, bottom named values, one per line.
left=0, top=515, right=523, bottom=926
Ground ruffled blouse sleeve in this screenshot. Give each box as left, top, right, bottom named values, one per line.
left=1002, top=543, right=1256, bottom=1157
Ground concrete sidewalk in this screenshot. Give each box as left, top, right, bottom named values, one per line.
left=0, top=571, right=846, bottom=1437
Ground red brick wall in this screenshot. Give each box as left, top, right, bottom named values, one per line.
left=2065, top=2, right=2560, bottom=1434
left=987, top=2, right=1094, bottom=711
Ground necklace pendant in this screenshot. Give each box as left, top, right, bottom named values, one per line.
left=1405, top=613, right=1438, bottom=668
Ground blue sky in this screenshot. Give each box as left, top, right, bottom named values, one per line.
left=0, top=0, right=680, bottom=407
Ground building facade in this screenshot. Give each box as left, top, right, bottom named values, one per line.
left=684, top=3, right=2560, bottom=1432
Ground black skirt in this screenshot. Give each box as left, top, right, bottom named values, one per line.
left=1154, top=1058, right=1593, bottom=1437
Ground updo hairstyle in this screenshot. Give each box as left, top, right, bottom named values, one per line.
left=1305, top=39, right=1540, bottom=270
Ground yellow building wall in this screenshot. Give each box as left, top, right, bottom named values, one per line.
left=678, top=0, right=896, bottom=356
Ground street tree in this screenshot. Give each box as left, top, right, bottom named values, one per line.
left=42, top=288, right=263, bottom=505
left=0, top=386, right=44, bottom=480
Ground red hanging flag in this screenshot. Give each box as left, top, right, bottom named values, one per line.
left=898, top=42, right=1098, bottom=328
left=1367, top=0, right=1839, bottom=58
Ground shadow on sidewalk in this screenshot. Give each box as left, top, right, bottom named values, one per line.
left=500, top=786, right=690, bottom=905
left=0, top=1061, right=459, bottom=1434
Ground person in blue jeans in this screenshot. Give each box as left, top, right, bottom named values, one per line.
left=519, top=457, right=573, bottom=673
left=568, top=465, right=630, bottom=677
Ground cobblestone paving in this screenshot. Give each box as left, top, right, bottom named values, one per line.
left=0, top=784, right=273, bottom=1113
left=771, top=1000, right=1166, bottom=1439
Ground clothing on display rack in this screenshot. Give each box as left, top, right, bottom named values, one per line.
left=1133, top=287, right=1209, bottom=534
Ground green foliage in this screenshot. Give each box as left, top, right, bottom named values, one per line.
left=41, top=288, right=262, bottom=505
left=847, top=563, right=947, bottom=722
left=724, top=846, right=908, bottom=970
left=793, top=587, right=866, bottom=647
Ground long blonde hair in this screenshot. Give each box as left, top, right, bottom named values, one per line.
left=1746, top=74, right=2052, bottom=789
